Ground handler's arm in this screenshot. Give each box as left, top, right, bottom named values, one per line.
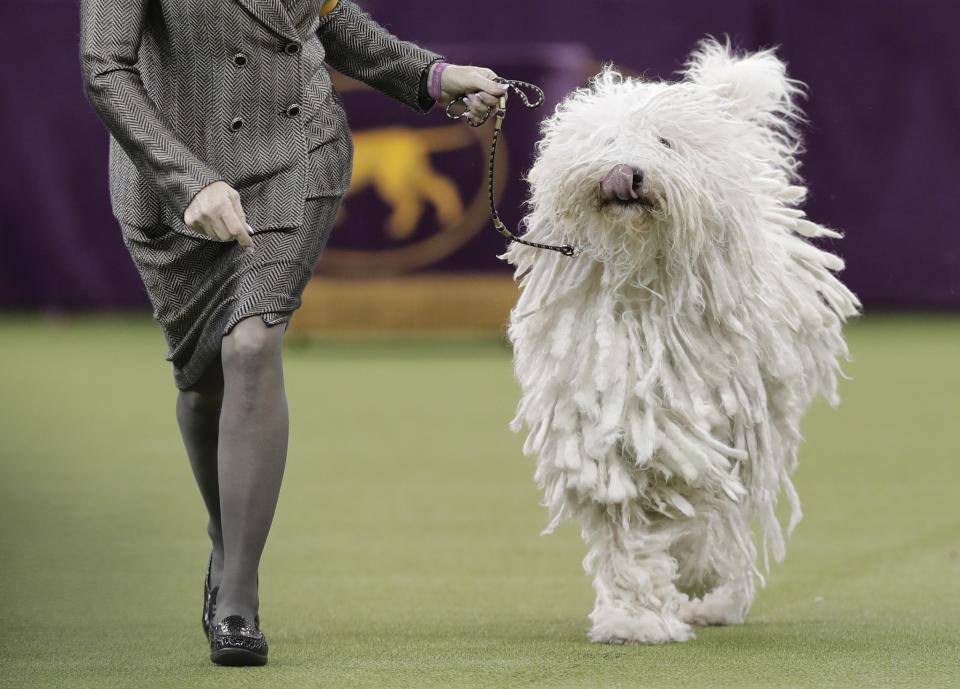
left=316, top=0, right=444, bottom=113
left=79, top=0, right=222, bottom=220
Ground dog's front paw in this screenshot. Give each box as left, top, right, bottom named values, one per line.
left=588, top=607, right=695, bottom=645
left=678, top=586, right=750, bottom=627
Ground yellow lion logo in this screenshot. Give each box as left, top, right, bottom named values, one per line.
left=338, top=124, right=475, bottom=239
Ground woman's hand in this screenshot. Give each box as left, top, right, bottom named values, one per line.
left=183, top=181, right=255, bottom=251
left=429, top=63, right=508, bottom=125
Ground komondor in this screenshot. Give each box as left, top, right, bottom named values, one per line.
left=504, top=40, right=860, bottom=644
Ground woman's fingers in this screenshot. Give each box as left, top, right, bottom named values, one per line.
left=474, top=91, right=500, bottom=108
left=185, top=203, right=212, bottom=237
left=189, top=210, right=226, bottom=240
left=472, top=75, right=507, bottom=98
left=225, top=189, right=255, bottom=250
left=207, top=214, right=231, bottom=241
left=223, top=191, right=254, bottom=251
left=463, top=93, right=491, bottom=125
left=222, top=205, right=254, bottom=250
left=463, top=65, right=503, bottom=92
left=466, top=93, right=489, bottom=114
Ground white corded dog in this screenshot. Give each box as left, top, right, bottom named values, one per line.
left=505, top=40, right=860, bottom=644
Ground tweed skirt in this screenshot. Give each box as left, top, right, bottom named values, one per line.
left=120, top=196, right=342, bottom=390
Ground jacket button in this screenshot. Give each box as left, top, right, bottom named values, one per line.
left=232, top=52, right=248, bottom=66
left=284, top=42, right=301, bottom=55
left=285, top=103, right=301, bottom=118
left=230, top=117, right=244, bottom=131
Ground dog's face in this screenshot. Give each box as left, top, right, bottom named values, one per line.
left=526, top=41, right=801, bottom=262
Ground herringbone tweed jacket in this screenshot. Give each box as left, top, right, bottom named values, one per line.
left=80, top=0, right=442, bottom=237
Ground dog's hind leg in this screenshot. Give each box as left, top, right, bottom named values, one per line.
left=674, top=499, right=756, bottom=627
left=581, top=503, right=695, bottom=645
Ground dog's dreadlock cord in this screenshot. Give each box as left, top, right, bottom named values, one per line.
left=447, top=78, right=578, bottom=258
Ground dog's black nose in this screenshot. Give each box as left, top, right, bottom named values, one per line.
left=632, top=168, right=644, bottom=191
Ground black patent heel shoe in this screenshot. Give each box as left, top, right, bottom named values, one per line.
left=210, top=615, right=268, bottom=666
left=201, top=551, right=219, bottom=639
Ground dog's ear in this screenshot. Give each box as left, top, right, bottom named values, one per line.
left=684, top=38, right=800, bottom=120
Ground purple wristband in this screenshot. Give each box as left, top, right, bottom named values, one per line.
left=429, top=62, right=448, bottom=101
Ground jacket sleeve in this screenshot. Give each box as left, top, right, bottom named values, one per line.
left=79, top=0, right=222, bottom=220
left=316, top=1, right=445, bottom=113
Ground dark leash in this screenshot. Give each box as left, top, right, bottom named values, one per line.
left=446, top=78, right=578, bottom=258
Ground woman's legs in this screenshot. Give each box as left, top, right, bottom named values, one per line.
left=172, top=199, right=339, bottom=624
left=176, top=356, right=226, bottom=588
left=213, top=315, right=289, bottom=624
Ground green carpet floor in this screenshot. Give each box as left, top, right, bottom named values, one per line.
left=0, top=314, right=957, bottom=689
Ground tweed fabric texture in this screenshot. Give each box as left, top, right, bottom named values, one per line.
left=80, top=0, right=442, bottom=239
left=120, top=196, right=342, bottom=389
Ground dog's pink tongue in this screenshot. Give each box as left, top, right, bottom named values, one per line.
left=600, top=164, right=639, bottom=201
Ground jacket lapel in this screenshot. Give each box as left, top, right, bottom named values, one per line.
left=233, top=0, right=299, bottom=42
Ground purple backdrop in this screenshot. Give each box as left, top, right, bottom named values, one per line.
left=1, top=0, right=958, bottom=309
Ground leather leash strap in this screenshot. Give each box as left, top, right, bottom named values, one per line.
left=447, top=78, right=578, bottom=257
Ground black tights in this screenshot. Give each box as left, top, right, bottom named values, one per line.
left=175, top=315, right=288, bottom=624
